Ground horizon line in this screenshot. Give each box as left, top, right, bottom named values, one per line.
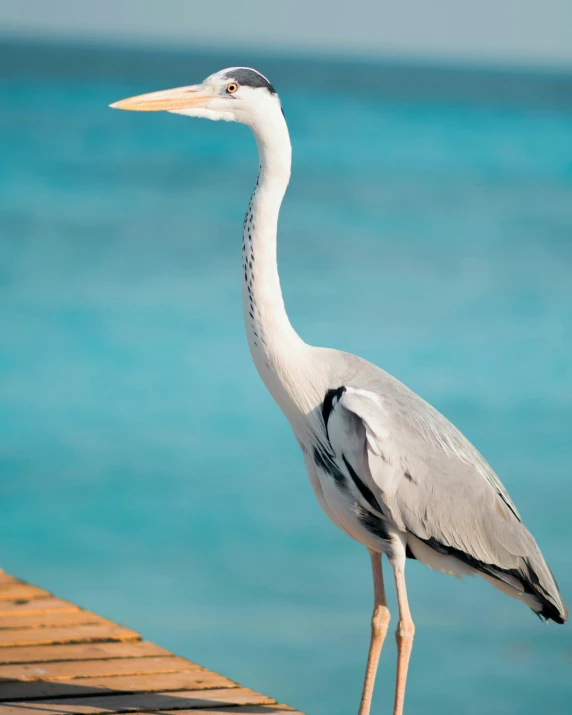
left=3, top=30, right=572, bottom=79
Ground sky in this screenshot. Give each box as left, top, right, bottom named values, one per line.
left=1, top=0, right=572, bottom=69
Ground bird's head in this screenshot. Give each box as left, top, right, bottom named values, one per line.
left=110, top=67, right=281, bottom=127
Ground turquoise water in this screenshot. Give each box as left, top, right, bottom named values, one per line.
left=1, top=42, right=572, bottom=714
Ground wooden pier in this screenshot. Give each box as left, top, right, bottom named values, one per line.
left=0, top=571, right=303, bottom=715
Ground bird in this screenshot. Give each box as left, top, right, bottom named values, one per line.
left=111, top=67, right=567, bottom=715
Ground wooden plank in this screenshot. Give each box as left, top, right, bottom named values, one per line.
left=0, top=624, right=140, bottom=648
left=0, top=611, right=111, bottom=631
left=0, top=598, right=80, bottom=617
left=0, top=573, right=299, bottom=714
left=0, top=641, right=170, bottom=665
left=0, top=586, right=51, bottom=602
left=0, top=669, right=236, bottom=700
left=0, top=687, right=275, bottom=714
left=0, top=656, right=199, bottom=682
left=147, top=708, right=301, bottom=715
left=0, top=575, right=19, bottom=587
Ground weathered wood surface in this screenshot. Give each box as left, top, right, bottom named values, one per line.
left=0, top=642, right=170, bottom=665
left=0, top=571, right=303, bottom=714
left=0, top=586, right=51, bottom=602
left=0, top=688, right=282, bottom=714
left=0, top=623, right=140, bottom=648
left=0, top=598, right=79, bottom=616
left=0, top=656, right=199, bottom=682
left=0, top=610, right=113, bottom=630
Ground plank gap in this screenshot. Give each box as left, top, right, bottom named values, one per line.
left=0, top=686, right=274, bottom=714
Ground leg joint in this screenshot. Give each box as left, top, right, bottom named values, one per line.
left=371, top=604, right=390, bottom=635
left=396, top=618, right=415, bottom=641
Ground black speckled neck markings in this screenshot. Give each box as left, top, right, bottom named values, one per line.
left=243, top=173, right=265, bottom=352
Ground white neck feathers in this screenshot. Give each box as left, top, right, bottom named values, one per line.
left=241, top=108, right=314, bottom=413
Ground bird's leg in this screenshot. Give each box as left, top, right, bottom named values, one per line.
left=391, top=562, right=415, bottom=715
left=358, top=550, right=390, bottom=715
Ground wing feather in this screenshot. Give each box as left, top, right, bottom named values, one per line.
left=323, top=380, right=566, bottom=622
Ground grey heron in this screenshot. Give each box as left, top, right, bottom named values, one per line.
left=111, top=67, right=568, bottom=715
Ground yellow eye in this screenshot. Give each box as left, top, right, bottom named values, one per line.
left=226, top=83, right=238, bottom=94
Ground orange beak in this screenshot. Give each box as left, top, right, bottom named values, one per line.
left=110, top=84, right=214, bottom=112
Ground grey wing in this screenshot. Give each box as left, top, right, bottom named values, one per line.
left=324, top=383, right=567, bottom=624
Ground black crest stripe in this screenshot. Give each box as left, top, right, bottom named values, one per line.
left=223, top=68, right=277, bottom=95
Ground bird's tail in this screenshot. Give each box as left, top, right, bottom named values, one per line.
left=520, top=536, right=567, bottom=624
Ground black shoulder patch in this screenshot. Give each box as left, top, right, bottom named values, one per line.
left=223, top=68, right=277, bottom=95
left=322, top=386, right=346, bottom=432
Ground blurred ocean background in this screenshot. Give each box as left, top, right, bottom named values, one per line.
left=1, top=38, right=572, bottom=715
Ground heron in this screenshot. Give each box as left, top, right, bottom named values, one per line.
left=111, top=67, right=567, bottom=715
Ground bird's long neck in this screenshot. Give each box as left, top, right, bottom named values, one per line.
left=242, top=111, right=314, bottom=414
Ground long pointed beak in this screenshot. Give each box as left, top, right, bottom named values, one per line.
left=110, top=84, right=213, bottom=112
